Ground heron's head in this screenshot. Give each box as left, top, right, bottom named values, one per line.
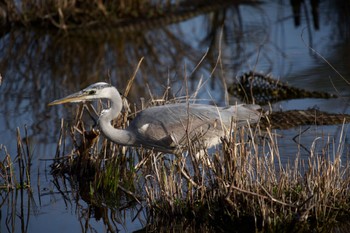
left=48, top=82, right=117, bottom=106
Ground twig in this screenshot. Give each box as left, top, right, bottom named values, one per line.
left=118, top=185, right=142, bottom=204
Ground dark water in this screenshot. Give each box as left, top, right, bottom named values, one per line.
left=1, top=1, right=350, bottom=232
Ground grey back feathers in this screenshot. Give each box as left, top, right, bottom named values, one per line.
left=127, top=103, right=260, bottom=153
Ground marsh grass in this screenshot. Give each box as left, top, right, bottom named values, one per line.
left=0, top=127, right=33, bottom=191
left=50, top=101, right=146, bottom=210
left=132, top=124, right=349, bottom=232
left=0, top=127, right=36, bottom=231
left=49, top=79, right=350, bottom=231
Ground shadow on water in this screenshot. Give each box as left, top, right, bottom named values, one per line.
left=1, top=0, right=350, bottom=232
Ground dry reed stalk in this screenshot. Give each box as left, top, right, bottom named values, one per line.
left=0, top=128, right=33, bottom=191
left=0, top=145, right=15, bottom=190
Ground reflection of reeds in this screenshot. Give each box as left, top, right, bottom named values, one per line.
left=0, top=3, right=270, bottom=154
left=1, top=0, right=260, bottom=30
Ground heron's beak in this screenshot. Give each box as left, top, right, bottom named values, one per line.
left=48, top=91, right=89, bottom=106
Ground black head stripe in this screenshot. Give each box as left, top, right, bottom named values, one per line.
left=87, top=82, right=112, bottom=90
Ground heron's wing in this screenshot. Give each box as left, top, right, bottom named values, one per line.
left=129, top=104, right=231, bottom=151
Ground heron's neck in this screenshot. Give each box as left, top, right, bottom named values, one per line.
left=98, top=90, right=136, bottom=146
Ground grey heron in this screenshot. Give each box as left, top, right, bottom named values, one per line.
left=49, top=82, right=261, bottom=153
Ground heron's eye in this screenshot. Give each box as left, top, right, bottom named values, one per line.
left=88, top=90, right=96, bottom=95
